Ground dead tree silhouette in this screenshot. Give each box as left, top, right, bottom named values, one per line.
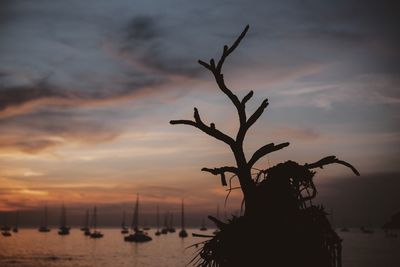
left=170, top=25, right=360, bottom=267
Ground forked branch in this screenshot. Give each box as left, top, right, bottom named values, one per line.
left=198, top=25, right=250, bottom=126
left=170, top=108, right=235, bottom=146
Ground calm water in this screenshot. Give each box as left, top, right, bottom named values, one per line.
left=0, top=228, right=399, bottom=267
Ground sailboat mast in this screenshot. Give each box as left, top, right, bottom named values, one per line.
left=122, top=211, right=126, bottom=228
left=93, top=206, right=97, bottom=230
left=60, top=205, right=66, bottom=228
left=15, top=211, right=19, bottom=228
left=44, top=206, right=48, bottom=227
left=169, top=213, right=174, bottom=229
left=132, top=194, right=139, bottom=231
left=181, top=199, right=185, bottom=230
left=85, top=209, right=89, bottom=228
left=164, top=212, right=168, bottom=229
left=156, top=205, right=160, bottom=231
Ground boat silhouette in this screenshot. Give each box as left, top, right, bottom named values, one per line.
left=360, top=226, right=374, bottom=234
left=38, top=205, right=51, bottom=232
left=58, top=204, right=70, bottom=235
left=200, top=217, right=207, bottom=231
left=213, top=205, right=220, bottom=235
left=161, top=212, right=169, bottom=234
left=155, top=205, right=161, bottom=236
left=12, top=211, right=19, bottom=233
left=168, top=213, right=176, bottom=233
left=121, top=210, right=129, bottom=234
left=1, top=213, right=11, bottom=233
left=179, top=199, right=188, bottom=238
left=1, top=230, right=11, bottom=237
left=80, top=209, right=89, bottom=231
left=124, top=194, right=152, bottom=242
left=81, top=209, right=91, bottom=236
left=90, top=206, right=103, bottom=238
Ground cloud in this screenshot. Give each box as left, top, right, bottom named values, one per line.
left=0, top=108, right=120, bottom=154
left=118, top=14, right=202, bottom=77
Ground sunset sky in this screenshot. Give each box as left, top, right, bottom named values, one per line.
left=0, top=1, right=399, bottom=226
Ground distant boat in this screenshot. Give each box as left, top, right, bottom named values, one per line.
left=58, top=204, right=70, bottom=235
left=124, top=194, right=152, bottom=242
left=340, top=227, right=349, bottom=232
left=143, top=219, right=150, bottom=231
left=121, top=211, right=129, bottom=234
left=200, top=217, right=207, bottom=231
left=213, top=205, right=220, bottom=235
left=1, top=213, right=11, bottom=232
left=161, top=212, right=169, bottom=234
left=1, top=231, right=11, bottom=237
left=38, top=205, right=51, bottom=232
left=12, top=211, right=19, bottom=233
left=168, top=213, right=176, bottom=233
left=178, top=199, right=188, bottom=238
left=81, top=209, right=90, bottom=231
left=155, top=205, right=161, bottom=236
left=90, top=206, right=103, bottom=238
left=360, top=226, right=374, bottom=234
left=81, top=209, right=91, bottom=236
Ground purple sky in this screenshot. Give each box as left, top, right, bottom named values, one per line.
left=0, top=0, right=399, bottom=226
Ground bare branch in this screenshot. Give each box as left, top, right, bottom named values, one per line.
left=201, top=166, right=238, bottom=186
left=216, top=25, right=250, bottom=72
left=305, top=156, right=360, bottom=176
left=245, top=98, right=269, bottom=130
left=248, top=142, right=290, bottom=167
left=170, top=119, right=197, bottom=127
left=198, top=60, right=211, bottom=71
left=236, top=98, right=269, bottom=142
left=198, top=25, right=250, bottom=127
left=170, top=108, right=235, bottom=146
left=241, top=90, right=254, bottom=105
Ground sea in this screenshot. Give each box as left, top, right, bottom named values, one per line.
left=0, top=228, right=399, bottom=267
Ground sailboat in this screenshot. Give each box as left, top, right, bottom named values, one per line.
left=168, top=213, right=176, bottom=233
left=38, top=205, right=51, bottom=232
left=179, top=199, right=188, bottom=238
left=161, top=212, right=169, bottom=234
left=121, top=211, right=129, bottom=234
left=124, top=194, right=152, bottom=242
left=143, top=219, right=150, bottom=231
left=155, top=205, right=161, bottom=236
left=90, top=206, right=103, bottom=238
left=360, top=218, right=374, bottom=234
left=58, top=204, right=70, bottom=235
left=213, top=205, right=220, bottom=234
left=200, top=217, right=207, bottom=231
left=1, top=213, right=11, bottom=236
left=81, top=209, right=91, bottom=236
left=12, top=211, right=19, bottom=233
left=81, top=209, right=89, bottom=231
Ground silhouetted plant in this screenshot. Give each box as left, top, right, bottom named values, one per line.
left=171, top=25, right=359, bottom=267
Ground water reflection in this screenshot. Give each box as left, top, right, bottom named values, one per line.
left=0, top=228, right=399, bottom=267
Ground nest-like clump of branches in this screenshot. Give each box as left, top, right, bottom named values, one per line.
left=191, top=158, right=356, bottom=267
